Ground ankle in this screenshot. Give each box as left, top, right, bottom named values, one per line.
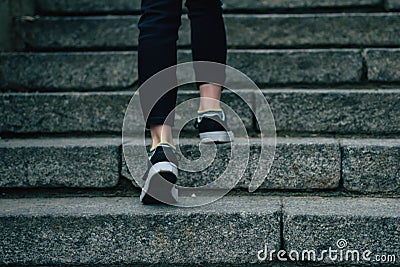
left=198, top=108, right=223, bottom=114
left=150, top=125, right=174, bottom=149
left=199, top=96, right=222, bottom=111
left=150, top=141, right=176, bottom=151
left=199, top=84, right=222, bottom=111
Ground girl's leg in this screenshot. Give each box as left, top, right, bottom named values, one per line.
left=150, top=125, right=174, bottom=149
left=199, top=84, right=222, bottom=111
left=138, top=0, right=182, bottom=147
left=185, top=0, right=227, bottom=111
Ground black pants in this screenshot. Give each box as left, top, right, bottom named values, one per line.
left=138, top=0, right=227, bottom=128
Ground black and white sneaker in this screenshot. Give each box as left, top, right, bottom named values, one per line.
left=140, top=143, right=179, bottom=205
left=194, top=109, right=234, bottom=143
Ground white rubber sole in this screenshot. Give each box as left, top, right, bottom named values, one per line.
left=199, top=131, right=234, bottom=143
left=140, top=162, right=179, bottom=205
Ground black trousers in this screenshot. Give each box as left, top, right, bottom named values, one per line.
left=138, top=0, right=227, bottom=128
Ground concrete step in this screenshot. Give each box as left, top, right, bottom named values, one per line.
left=0, top=196, right=282, bottom=265
left=0, top=90, right=254, bottom=134
left=364, top=48, right=400, bottom=82
left=0, top=49, right=368, bottom=90
left=342, top=139, right=400, bottom=194
left=283, top=197, right=400, bottom=265
left=0, top=137, right=340, bottom=190
left=0, top=138, right=121, bottom=188
left=262, top=89, right=400, bottom=135
left=15, top=13, right=400, bottom=50
left=122, top=137, right=341, bottom=191
left=2, top=89, right=399, bottom=135
left=387, top=0, right=400, bottom=10
left=34, top=0, right=385, bottom=14
left=122, top=138, right=400, bottom=193
left=1, top=137, right=399, bottom=195
left=1, top=196, right=399, bottom=265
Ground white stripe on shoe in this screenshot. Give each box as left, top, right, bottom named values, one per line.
left=199, top=131, right=234, bottom=143
left=140, top=162, right=179, bottom=204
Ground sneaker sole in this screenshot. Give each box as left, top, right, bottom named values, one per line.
left=140, top=162, right=178, bottom=205
left=200, top=131, right=234, bottom=144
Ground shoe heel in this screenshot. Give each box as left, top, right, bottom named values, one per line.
left=200, top=131, right=234, bottom=144
left=140, top=171, right=178, bottom=205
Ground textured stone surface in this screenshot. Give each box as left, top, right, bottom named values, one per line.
left=262, top=89, right=400, bottom=135
left=3, top=89, right=399, bottom=135
left=3, top=90, right=398, bottom=136
left=0, top=52, right=137, bottom=90
left=15, top=15, right=146, bottom=50
left=0, top=50, right=362, bottom=90
left=0, top=92, right=132, bottom=133
left=0, top=138, right=120, bottom=188
left=225, top=14, right=400, bottom=48
left=386, top=0, right=400, bottom=10
left=15, top=14, right=400, bottom=49
left=0, top=196, right=281, bottom=265
left=36, top=0, right=142, bottom=14
left=35, top=0, right=382, bottom=13
left=364, top=49, right=400, bottom=82
left=225, top=49, right=362, bottom=85
left=342, top=139, right=400, bottom=194
left=284, top=197, right=400, bottom=264
left=122, top=138, right=340, bottom=190
left=0, top=90, right=253, bottom=134
left=223, top=0, right=382, bottom=10
left=259, top=138, right=340, bottom=190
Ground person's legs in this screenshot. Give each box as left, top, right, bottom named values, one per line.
left=185, top=0, right=227, bottom=112
left=186, top=0, right=232, bottom=143
left=150, top=125, right=174, bottom=149
left=138, top=0, right=182, bottom=204
left=138, top=0, right=182, bottom=148
left=199, top=84, right=222, bottom=111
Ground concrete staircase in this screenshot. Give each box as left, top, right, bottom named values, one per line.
left=1, top=0, right=400, bottom=265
